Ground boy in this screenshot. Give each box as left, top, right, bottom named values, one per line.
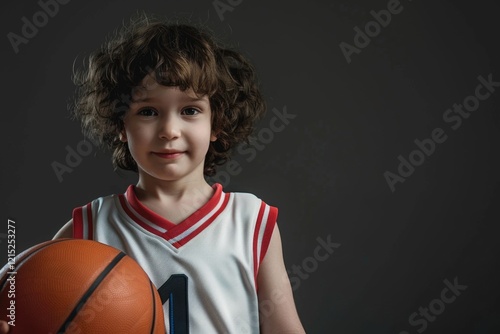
left=0, top=13, right=304, bottom=333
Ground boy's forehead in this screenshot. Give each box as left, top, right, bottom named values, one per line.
left=131, top=73, right=160, bottom=101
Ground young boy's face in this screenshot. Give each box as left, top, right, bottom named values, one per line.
left=120, top=74, right=217, bottom=183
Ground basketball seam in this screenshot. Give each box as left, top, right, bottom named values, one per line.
left=57, top=252, right=127, bottom=334
left=149, top=281, right=156, bottom=334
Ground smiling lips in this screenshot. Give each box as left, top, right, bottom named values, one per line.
left=153, top=150, right=185, bottom=159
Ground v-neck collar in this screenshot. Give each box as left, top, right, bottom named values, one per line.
left=118, top=183, right=230, bottom=248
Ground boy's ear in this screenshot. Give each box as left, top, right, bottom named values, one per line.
left=210, top=131, right=217, bottom=142
left=119, top=131, right=127, bottom=142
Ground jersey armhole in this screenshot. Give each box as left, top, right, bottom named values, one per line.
left=72, top=203, right=94, bottom=240
left=253, top=202, right=278, bottom=287
left=259, top=205, right=278, bottom=264
left=72, top=207, right=83, bottom=239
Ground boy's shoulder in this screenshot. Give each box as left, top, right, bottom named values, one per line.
left=227, top=187, right=277, bottom=213
left=224, top=187, right=274, bottom=205
left=74, top=189, right=124, bottom=210
left=74, top=184, right=277, bottom=212
left=226, top=188, right=259, bottom=199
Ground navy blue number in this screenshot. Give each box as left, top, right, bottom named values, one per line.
left=157, top=274, right=189, bottom=334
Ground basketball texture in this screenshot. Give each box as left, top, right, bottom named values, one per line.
left=0, top=239, right=165, bottom=334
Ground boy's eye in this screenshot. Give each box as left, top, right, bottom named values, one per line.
left=181, top=108, right=200, bottom=116
left=138, top=108, right=158, bottom=116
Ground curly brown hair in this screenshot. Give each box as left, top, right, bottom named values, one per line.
left=71, top=13, right=266, bottom=176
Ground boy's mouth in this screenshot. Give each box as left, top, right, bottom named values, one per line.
left=153, top=150, right=185, bottom=159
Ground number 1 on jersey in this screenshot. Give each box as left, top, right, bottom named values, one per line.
left=157, top=274, right=189, bottom=334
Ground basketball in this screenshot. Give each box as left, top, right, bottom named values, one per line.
left=0, top=239, right=165, bottom=333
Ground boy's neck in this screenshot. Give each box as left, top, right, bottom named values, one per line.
left=135, top=176, right=213, bottom=200
left=133, top=175, right=215, bottom=225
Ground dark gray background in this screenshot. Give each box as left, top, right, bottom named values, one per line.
left=2, top=0, right=499, bottom=333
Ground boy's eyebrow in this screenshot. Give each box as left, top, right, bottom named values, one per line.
left=183, top=95, right=209, bottom=103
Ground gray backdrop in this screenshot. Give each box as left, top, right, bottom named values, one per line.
left=2, top=0, right=500, bottom=333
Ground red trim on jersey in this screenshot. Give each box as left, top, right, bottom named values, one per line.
left=118, top=195, right=162, bottom=236
left=125, top=186, right=177, bottom=231
left=72, top=203, right=94, bottom=240
left=120, top=183, right=226, bottom=247
left=253, top=203, right=279, bottom=288
left=173, top=192, right=231, bottom=248
left=72, top=207, right=84, bottom=239
left=253, top=202, right=267, bottom=285
left=260, top=206, right=278, bottom=264
left=86, top=203, right=94, bottom=240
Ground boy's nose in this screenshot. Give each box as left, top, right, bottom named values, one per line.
left=158, top=117, right=181, bottom=140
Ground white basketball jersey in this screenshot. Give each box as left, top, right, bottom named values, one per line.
left=71, top=183, right=277, bottom=334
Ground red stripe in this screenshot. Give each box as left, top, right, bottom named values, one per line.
left=125, top=185, right=177, bottom=231
left=175, top=192, right=231, bottom=248
left=259, top=205, right=278, bottom=264
left=86, top=203, right=94, bottom=240
left=165, top=183, right=223, bottom=241
left=121, top=184, right=225, bottom=247
left=118, top=195, right=163, bottom=236
left=72, top=207, right=84, bottom=239
left=253, top=201, right=266, bottom=286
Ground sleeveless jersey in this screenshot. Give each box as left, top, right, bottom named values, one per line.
left=71, top=183, right=277, bottom=334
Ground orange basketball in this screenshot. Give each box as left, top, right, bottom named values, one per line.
left=0, top=239, right=165, bottom=334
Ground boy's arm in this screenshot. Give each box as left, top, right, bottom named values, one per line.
left=257, top=225, right=306, bottom=334
left=53, top=219, right=73, bottom=239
